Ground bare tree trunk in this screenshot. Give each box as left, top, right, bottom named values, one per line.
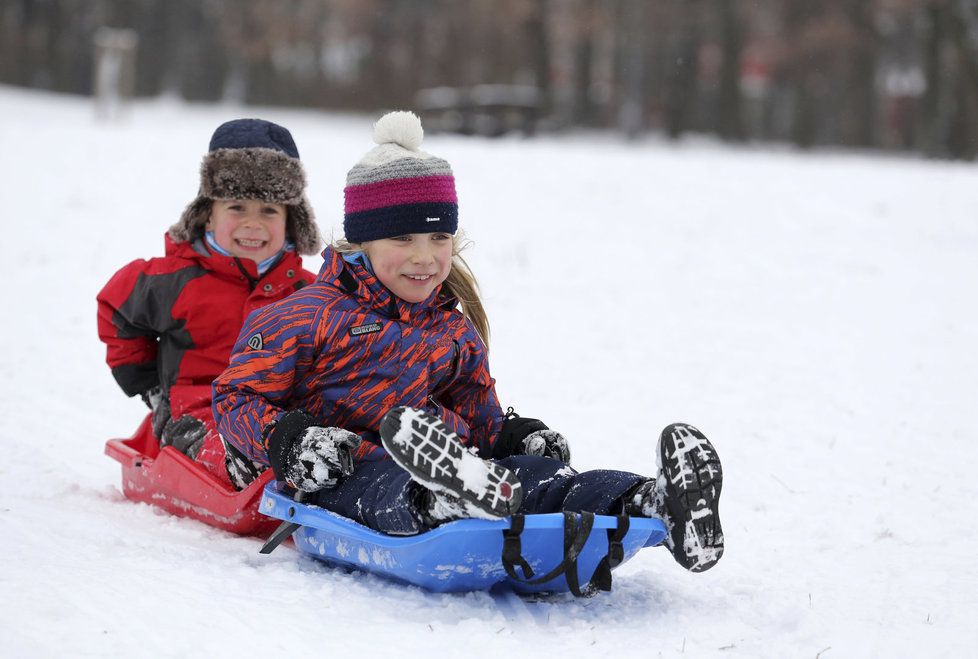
left=945, top=0, right=978, bottom=157
left=846, top=0, right=879, bottom=148
left=947, top=0, right=978, bottom=94
left=571, top=0, right=598, bottom=126
left=946, top=58, right=978, bottom=157
left=716, top=0, right=744, bottom=140
left=664, top=0, right=701, bottom=139
left=616, top=0, right=647, bottom=138
left=920, top=2, right=949, bottom=156
left=527, top=0, right=553, bottom=117
left=360, top=0, right=399, bottom=108
left=784, top=0, right=817, bottom=149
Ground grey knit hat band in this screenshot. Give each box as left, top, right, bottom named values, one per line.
left=346, top=156, right=454, bottom=187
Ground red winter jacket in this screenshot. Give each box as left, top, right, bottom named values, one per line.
left=97, top=234, right=315, bottom=427
left=213, top=247, right=503, bottom=468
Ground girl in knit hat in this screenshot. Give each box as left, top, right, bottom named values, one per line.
left=213, top=112, right=724, bottom=573
left=97, top=118, right=321, bottom=484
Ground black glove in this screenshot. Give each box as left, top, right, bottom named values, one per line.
left=160, top=415, right=207, bottom=459
left=140, top=385, right=171, bottom=439
left=265, top=410, right=362, bottom=492
left=493, top=408, right=572, bottom=464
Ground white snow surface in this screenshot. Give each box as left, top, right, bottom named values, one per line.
left=2, top=85, right=977, bottom=657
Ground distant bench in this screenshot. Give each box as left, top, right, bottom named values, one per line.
left=415, top=85, right=542, bottom=137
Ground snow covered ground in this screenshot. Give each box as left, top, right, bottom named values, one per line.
left=2, top=84, right=977, bottom=658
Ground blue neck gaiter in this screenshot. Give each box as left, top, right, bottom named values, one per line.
left=205, top=231, right=294, bottom=276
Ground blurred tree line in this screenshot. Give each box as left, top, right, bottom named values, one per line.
left=2, top=0, right=977, bottom=158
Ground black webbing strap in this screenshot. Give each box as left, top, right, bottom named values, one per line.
left=500, top=512, right=583, bottom=589
left=500, top=512, right=630, bottom=598
left=501, top=514, right=534, bottom=580
left=588, top=514, right=631, bottom=593
left=562, top=512, right=596, bottom=597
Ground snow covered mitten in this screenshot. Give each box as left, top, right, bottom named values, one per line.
left=160, top=415, right=207, bottom=459
left=380, top=406, right=523, bottom=521
left=492, top=408, right=571, bottom=464
left=522, top=429, right=571, bottom=464
left=265, top=410, right=362, bottom=492
left=626, top=423, right=724, bottom=573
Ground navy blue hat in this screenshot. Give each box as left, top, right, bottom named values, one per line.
left=169, top=118, right=322, bottom=255
left=208, top=119, right=300, bottom=159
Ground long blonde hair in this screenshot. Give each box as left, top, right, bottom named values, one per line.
left=332, top=232, right=491, bottom=347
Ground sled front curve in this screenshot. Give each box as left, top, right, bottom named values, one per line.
left=105, top=414, right=278, bottom=536
left=259, top=481, right=668, bottom=594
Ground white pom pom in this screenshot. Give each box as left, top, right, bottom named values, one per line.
left=373, top=111, right=424, bottom=150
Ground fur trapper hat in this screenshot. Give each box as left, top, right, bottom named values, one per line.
left=169, top=118, right=322, bottom=255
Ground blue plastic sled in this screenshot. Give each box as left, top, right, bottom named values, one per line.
left=259, top=482, right=667, bottom=594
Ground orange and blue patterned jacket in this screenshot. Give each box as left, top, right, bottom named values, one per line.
left=213, top=246, right=503, bottom=465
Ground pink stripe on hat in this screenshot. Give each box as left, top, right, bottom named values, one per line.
left=344, top=175, right=457, bottom=214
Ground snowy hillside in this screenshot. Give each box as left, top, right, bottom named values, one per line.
left=2, top=84, right=977, bottom=658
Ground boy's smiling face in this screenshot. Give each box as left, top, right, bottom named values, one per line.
left=206, top=199, right=287, bottom=263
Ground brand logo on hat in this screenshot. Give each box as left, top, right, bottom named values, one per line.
left=247, top=333, right=264, bottom=350
left=425, top=217, right=440, bottom=223
left=350, top=322, right=383, bottom=337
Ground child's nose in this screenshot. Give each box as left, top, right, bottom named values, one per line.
left=411, top=244, right=435, bottom=264
left=240, top=212, right=261, bottom=227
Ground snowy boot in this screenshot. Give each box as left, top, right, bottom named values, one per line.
left=379, top=406, right=523, bottom=522
left=627, top=423, right=724, bottom=573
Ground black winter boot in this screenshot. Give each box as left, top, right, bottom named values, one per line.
left=626, top=423, right=724, bottom=573
left=380, top=406, right=523, bottom=520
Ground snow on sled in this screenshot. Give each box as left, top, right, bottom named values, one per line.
left=259, top=481, right=669, bottom=595
left=104, top=414, right=279, bottom=536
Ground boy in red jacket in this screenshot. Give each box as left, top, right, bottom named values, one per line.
left=97, top=119, right=320, bottom=483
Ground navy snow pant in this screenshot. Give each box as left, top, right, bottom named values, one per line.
left=312, top=455, right=648, bottom=535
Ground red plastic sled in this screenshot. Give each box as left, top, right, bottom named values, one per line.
left=104, top=414, right=278, bottom=536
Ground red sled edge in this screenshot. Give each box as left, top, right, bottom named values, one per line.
left=104, top=414, right=278, bottom=536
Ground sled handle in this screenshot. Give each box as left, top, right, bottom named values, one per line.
left=259, top=489, right=307, bottom=554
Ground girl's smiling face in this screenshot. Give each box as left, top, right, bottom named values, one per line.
left=361, top=233, right=454, bottom=303
left=206, top=199, right=287, bottom=263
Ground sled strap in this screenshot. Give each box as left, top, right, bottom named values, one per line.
left=500, top=511, right=598, bottom=597
left=561, top=511, right=596, bottom=597
left=588, top=514, right=631, bottom=593
left=502, top=515, right=535, bottom=579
